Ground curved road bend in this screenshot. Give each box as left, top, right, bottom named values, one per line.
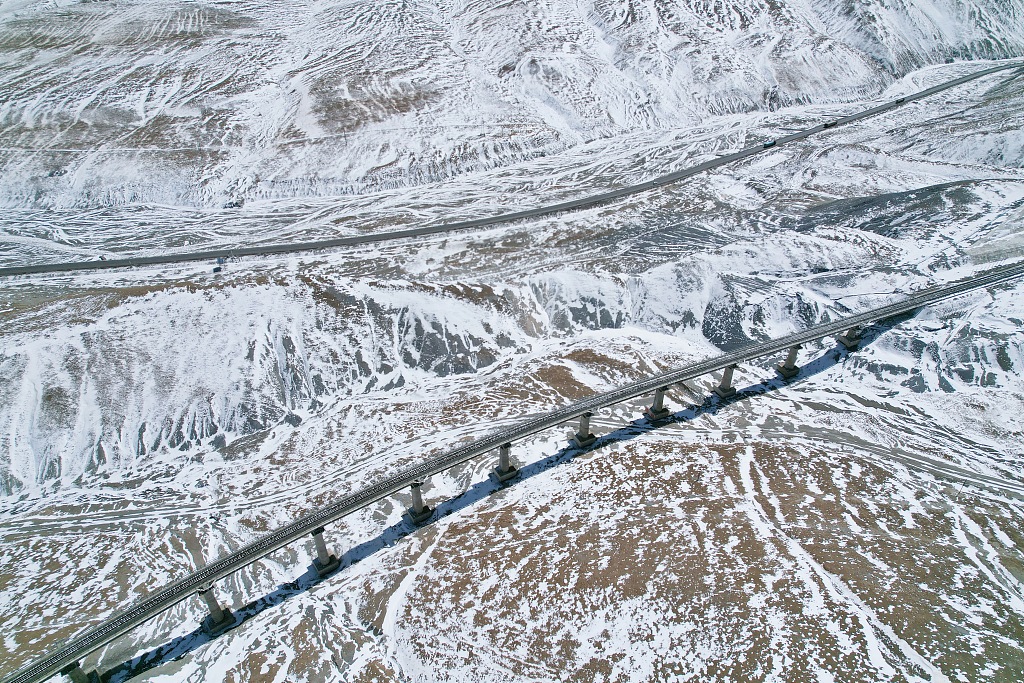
left=1, top=61, right=1022, bottom=279
left=6, top=259, right=1024, bottom=683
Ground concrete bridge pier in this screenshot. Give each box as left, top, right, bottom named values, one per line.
left=491, top=442, right=519, bottom=483
left=645, top=386, right=671, bottom=421
left=777, top=345, right=801, bottom=380
left=407, top=481, right=433, bottom=525
left=311, top=527, right=341, bottom=577
left=60, top=662, right=99, bottom=683
left=572, top=412, right=597, bottom=448
left=197, top=585, right=234, bottom=635
left=714, top=364, right=738, bottom=399
left=491, top=442, right=518, bottom=483
left=837, top=327, right=862, bottom=350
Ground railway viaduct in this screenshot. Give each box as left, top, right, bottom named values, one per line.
left=5, top=259, right=1024, bottom=683
left=4, top=61, right=1024, bottom=683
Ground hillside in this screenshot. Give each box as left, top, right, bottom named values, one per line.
left=1, top=2, right=1023, bottom=682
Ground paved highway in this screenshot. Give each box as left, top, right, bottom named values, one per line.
left=0, top=61, right=1020, bottom=279
left=6, top=258, right=1024, bottom=683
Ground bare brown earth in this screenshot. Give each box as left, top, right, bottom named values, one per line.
left=335, top=434, right=1024, bottom=682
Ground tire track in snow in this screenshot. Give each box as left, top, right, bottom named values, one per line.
left=3, top=61, right=1021, bottom=278
left=947, top=505, right=1024, bottom=614
left=735, top=447, right=952, bottom=682
left=0, top=406, right=533, bottom=539
left=707, top=426, right=1024, bottom=501
left=380, top=527, right=444, bottom=682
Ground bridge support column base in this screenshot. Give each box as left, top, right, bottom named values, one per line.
left=644, top=406, right=671, bottom=421
left=572, top=433, right=597, bottom=448
left=311, top=527, right=340, bottom=577
left=313, top=555, right=341, bottom=577
left=60, top=663, right=100, bottom=683
left=645, top=387, right=671, bottom=421
left=490, top=442, right=519, bottom=483
left=406, top=481, right=433, bottom=525
left=491, top=465, right=519, bottom=483
left=198, top=586, right=235, bottom=636
left=714, top=364, right=738, bottom=399
left=405, top=505, right=434, bottom=525
left=837, top=330, right=862, bottom=350
left=572, top=412, right=597, bottom=448
left=776, top=363, right=799, bottom=380
left=777, top=346, right=801, bottom=380
left=202, top=609, right=236, bottom=636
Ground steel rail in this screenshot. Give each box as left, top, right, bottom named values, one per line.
left=6, top=259, right=1024, bottom=683
left=0, top=61, right=1021, bottom=279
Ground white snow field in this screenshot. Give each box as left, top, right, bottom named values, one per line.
left=1, top=1, right=1024, bottom=682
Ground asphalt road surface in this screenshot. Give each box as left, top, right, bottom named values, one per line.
left=0, top=61, right=1020, bottom=279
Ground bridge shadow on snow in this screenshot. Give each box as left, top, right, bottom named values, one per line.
left=100, top=318, right=901, bottom=682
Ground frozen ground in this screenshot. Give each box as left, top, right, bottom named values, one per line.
left=2, top=1, right=1024, bottom=682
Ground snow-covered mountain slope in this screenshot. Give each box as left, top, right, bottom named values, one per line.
left=1, top=1, right=1024, bottom=682
left=1, top=0, right=1022, bottom=212
left=2, top=60, right=1021, bottom=499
